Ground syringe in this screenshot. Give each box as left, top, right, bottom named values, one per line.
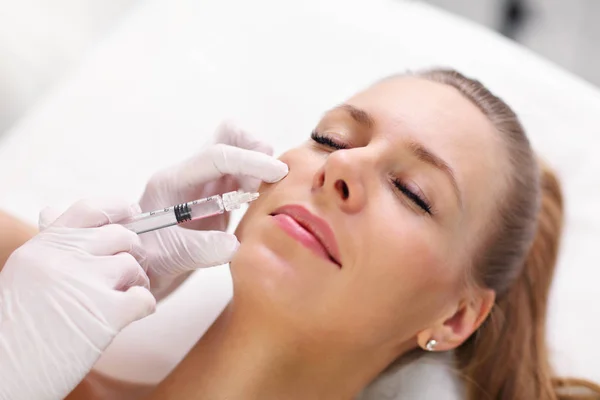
left=119, top=191, right=259, bottom=234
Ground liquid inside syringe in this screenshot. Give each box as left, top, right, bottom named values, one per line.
left=119, top=191, right=259, bottom=234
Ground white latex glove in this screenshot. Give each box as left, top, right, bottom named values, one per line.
left=139, top=121, right=288, bottom=299
left=0, top=199, right=156, bottom=400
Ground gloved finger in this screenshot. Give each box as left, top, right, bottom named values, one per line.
left=108, top=286, right=156, bottom=331
left=88, top=224, right=146, bottom=264
left=110, top=253, right=151, bottom=291
left=214, top=121, right=279, bottom=193
left=93, top=252, right=149, bottom=290
left=149, top=228, right=239, bottom=276
left=38, top=206, right=63, bottom=231
left=214, top=120, right=274, bottom=156
left=51, top=198, right=142, bottom=229
left=238, top=176, right=263, bottom=193
left=173, top=144, right=288, bottom=193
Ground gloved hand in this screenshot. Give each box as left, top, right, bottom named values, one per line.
left=138, top=121, right=288, bottom=299
left=0, top=199, right=156, bottom=400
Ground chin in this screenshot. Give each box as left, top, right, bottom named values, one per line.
left=230, top=216, right=338, bottom=327
left=231, top=220, right=309, bottom=299
left=230, top=243, right=363, bottom=346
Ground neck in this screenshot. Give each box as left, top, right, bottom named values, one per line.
left=152, top=301, right=402, bottom=400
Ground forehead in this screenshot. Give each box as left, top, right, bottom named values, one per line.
left=344, top=76, right=510, bottom=224
left=346, top=77, right=495, bottom=149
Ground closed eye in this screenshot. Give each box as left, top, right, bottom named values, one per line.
left=311, top=131, right=348, bottom=150
left=393, top=179, right=433, bottom=215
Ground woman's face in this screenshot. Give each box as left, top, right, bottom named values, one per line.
left=232, top=77, right=508, bottom=350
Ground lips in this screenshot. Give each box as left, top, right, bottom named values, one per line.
left=271, top=205, right=342, bottom=267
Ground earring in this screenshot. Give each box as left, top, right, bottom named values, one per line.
left=425, top=339, right=437, bottom=351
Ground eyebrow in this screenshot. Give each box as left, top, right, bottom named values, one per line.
left=407, top=141, right=463, bottom=207
left=334, top=104, right=375, bottom=129
left=334, top=103, right=463, bottom=207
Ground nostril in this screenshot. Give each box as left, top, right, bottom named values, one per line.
left=335, top=180, right=349, bottom=200
left=317, top=172, right=325, bottom=187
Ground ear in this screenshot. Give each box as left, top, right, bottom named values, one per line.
left=416, top=288, right=496, bottom=352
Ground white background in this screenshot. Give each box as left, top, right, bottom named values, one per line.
left=0, top=0, right=598, bottom=394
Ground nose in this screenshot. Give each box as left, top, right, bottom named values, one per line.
left=312, top=150, right=367, bottom=213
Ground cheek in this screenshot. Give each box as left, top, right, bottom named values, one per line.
left=371, top=206, right=460, bottom=285
left=361, top=207, right=446, bottom=282
left=336, top=216, right=461, bottom=342
left=368, top=228, right=446, bottom=303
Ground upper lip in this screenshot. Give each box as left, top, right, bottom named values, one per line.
left=271, top=204, right=342, bottom=267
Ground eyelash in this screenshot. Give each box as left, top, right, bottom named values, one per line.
left=310, top=130, right=349, bottom=150
left=392, top=179, right=432, bottom=214
left=310, top=131, right=433, bottom=214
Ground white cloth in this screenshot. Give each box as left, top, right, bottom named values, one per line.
left=0, top=0, right=599, bottom=393
left=358, top=352, right=464, bottom=400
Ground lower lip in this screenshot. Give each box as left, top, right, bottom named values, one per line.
left=271, top=214, right=335, bottom=265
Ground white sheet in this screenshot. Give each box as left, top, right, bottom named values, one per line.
left=0, top=0, right=598, bottom=389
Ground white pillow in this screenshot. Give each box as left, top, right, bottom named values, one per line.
left=0, top=0, right=598, bottom=389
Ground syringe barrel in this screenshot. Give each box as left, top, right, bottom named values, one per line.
left=119, top=191, right=258, bottom=234
left=187, top=196, right=225, bottom=220
left=121, top=196, right=224, bottom=234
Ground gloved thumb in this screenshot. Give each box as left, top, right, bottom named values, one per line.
left=111, top=286, right=156, bottom=330
left=151, top=229, right=240, bottom=276
left=38, top=206, right=63, bottom=231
